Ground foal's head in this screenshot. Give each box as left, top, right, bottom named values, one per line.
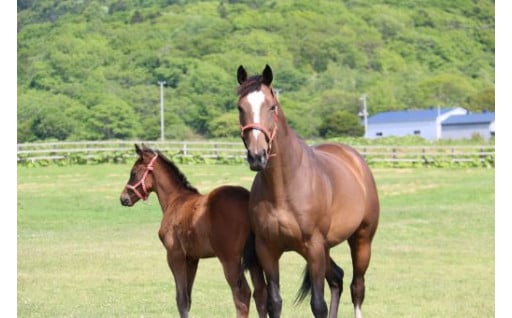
left=120, top=144, right=158, bottom=206
left=237, top=64, right=279, bottom=171
left=120, top=144, right=198, bottom=207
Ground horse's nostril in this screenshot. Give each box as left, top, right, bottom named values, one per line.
left=120, top=196, right=131, bottom=206
left=247, top=149, right=268, bottom=171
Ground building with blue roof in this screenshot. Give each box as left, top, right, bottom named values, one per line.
left=442, top=111, right=495, bottom=140
left=366, top=107, right=467, bottom=140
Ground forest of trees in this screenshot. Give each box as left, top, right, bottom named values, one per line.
left=17, top=0, right=495, bottom=142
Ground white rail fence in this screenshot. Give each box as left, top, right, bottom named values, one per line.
left=17, top=141, right=495, bottom=166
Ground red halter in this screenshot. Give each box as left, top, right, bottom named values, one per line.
left=125, top=153, right=158, bottom=201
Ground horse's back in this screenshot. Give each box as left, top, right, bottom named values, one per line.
left=207, top=185, right=250, bottom=214
left=313, top=143, right=376, bottom=194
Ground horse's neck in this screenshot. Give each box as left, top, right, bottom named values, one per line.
left=263, top=115, right=310, bottom=195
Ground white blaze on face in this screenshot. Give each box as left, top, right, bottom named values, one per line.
left=246, top=90, right=265, bottom=139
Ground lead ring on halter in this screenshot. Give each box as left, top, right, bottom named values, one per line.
left=125, top=153, right=158, bottom=201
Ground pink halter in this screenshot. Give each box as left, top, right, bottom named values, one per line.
left=125, top=154, right=158, bottom=201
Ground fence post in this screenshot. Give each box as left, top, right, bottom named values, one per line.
left=51, top=144, right=57, bottom=163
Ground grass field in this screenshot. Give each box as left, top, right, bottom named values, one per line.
left=17, top=163, right=494, bottom=317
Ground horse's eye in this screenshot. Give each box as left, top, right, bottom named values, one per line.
left=270, top=105, right=277, bottom=112
left=237, top=105, right=243, bottom=112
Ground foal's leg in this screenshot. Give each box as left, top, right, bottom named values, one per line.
left=185, top=258, right=199, bottom=309
left=219, top=258, right=251, bottom=318
left=167, top=251, right=191, bottom=318
left=348, top=233, right=373, bottom=318
left=325, top=256, right=344, bottom=318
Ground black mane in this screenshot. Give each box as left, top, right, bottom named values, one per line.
left=143, top=148, right=199, bottom=194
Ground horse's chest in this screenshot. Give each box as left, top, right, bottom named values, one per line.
left=253, top=207, right=302, bottom=244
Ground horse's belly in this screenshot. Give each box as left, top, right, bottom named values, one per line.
left=326, top=205, right=365, bottom=245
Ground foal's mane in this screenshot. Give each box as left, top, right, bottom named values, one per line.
left=142, top=147, right=199, bottom=193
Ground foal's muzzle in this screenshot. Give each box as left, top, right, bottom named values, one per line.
left=120, top=190, right=135, bottom=206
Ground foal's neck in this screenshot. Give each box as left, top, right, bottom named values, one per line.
left=152, top=162, right=198, bottom=212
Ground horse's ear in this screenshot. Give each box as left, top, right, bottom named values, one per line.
left=262, top=64, right=273, bottom=86
left=237, top=65, right=247, bottom=84
left=135, top=144, right=142, bottom=156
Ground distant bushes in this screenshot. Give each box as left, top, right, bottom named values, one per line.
left=17, top=0, right=494, bottom=143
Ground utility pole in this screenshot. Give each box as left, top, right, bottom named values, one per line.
left=359, top=94, right=368, bottom=138
left=158, top=81, right=166, bottom=141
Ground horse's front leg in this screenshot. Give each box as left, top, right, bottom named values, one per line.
left=167, top=251, right=192, bottom=318
left=256, top=238, right=282, bottom=318
left=306, top=240, right=328, bottom=318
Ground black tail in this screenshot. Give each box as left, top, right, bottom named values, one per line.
left=295, top=265, right=311, bottom=304
left=294, top=258, right=344, bottom=304
left=242, top=231, right=258, bottom=270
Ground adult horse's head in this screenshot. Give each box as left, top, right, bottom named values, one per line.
left=237, top=64, right=279, bottom=171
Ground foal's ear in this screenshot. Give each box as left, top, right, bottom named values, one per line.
left=262, top=64, right=273, bottom=86
left=237, top=65, right=247, bottom=84
left=135, top=144, right=143, bottom=156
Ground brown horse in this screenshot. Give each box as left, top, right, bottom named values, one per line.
left=236, top=65, right=380, bottom=318
left=120, top=144, right=267, bottom=318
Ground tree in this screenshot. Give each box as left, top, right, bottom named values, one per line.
left=16, top=0, right=495, bottom=142
left=417, top=73, right=477, bottom=108
left=467, top=87, right=495, bottom=112
left=318, top=110, right=364, bottom=138
left=17, top=90, right=88, bottom=142
left=208, top=112, right=240, bottom=138
left=87, top=96, right=142, bottom=140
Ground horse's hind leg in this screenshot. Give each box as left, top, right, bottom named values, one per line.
left=348, top=231, right=375, bottom=318
left=220, top=258, right=251, bottom=318
left=325, top=256, right=344, bottom=318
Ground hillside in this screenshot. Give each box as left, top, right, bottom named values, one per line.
left=17, top=0, right=495, bottom=142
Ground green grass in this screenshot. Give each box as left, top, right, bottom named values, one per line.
left=18, top=164, right=494, bottom=317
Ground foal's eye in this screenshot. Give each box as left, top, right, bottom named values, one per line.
left=270, top=104, right=277, bottom=112
left=237, top=105, right=243, bottom=112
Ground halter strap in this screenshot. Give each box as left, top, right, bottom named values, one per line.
left=240, top=123, right=276, bottom=142
left=240, top=111, right=279, bottom=156
left=125, top=153, right=158, bottom=201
